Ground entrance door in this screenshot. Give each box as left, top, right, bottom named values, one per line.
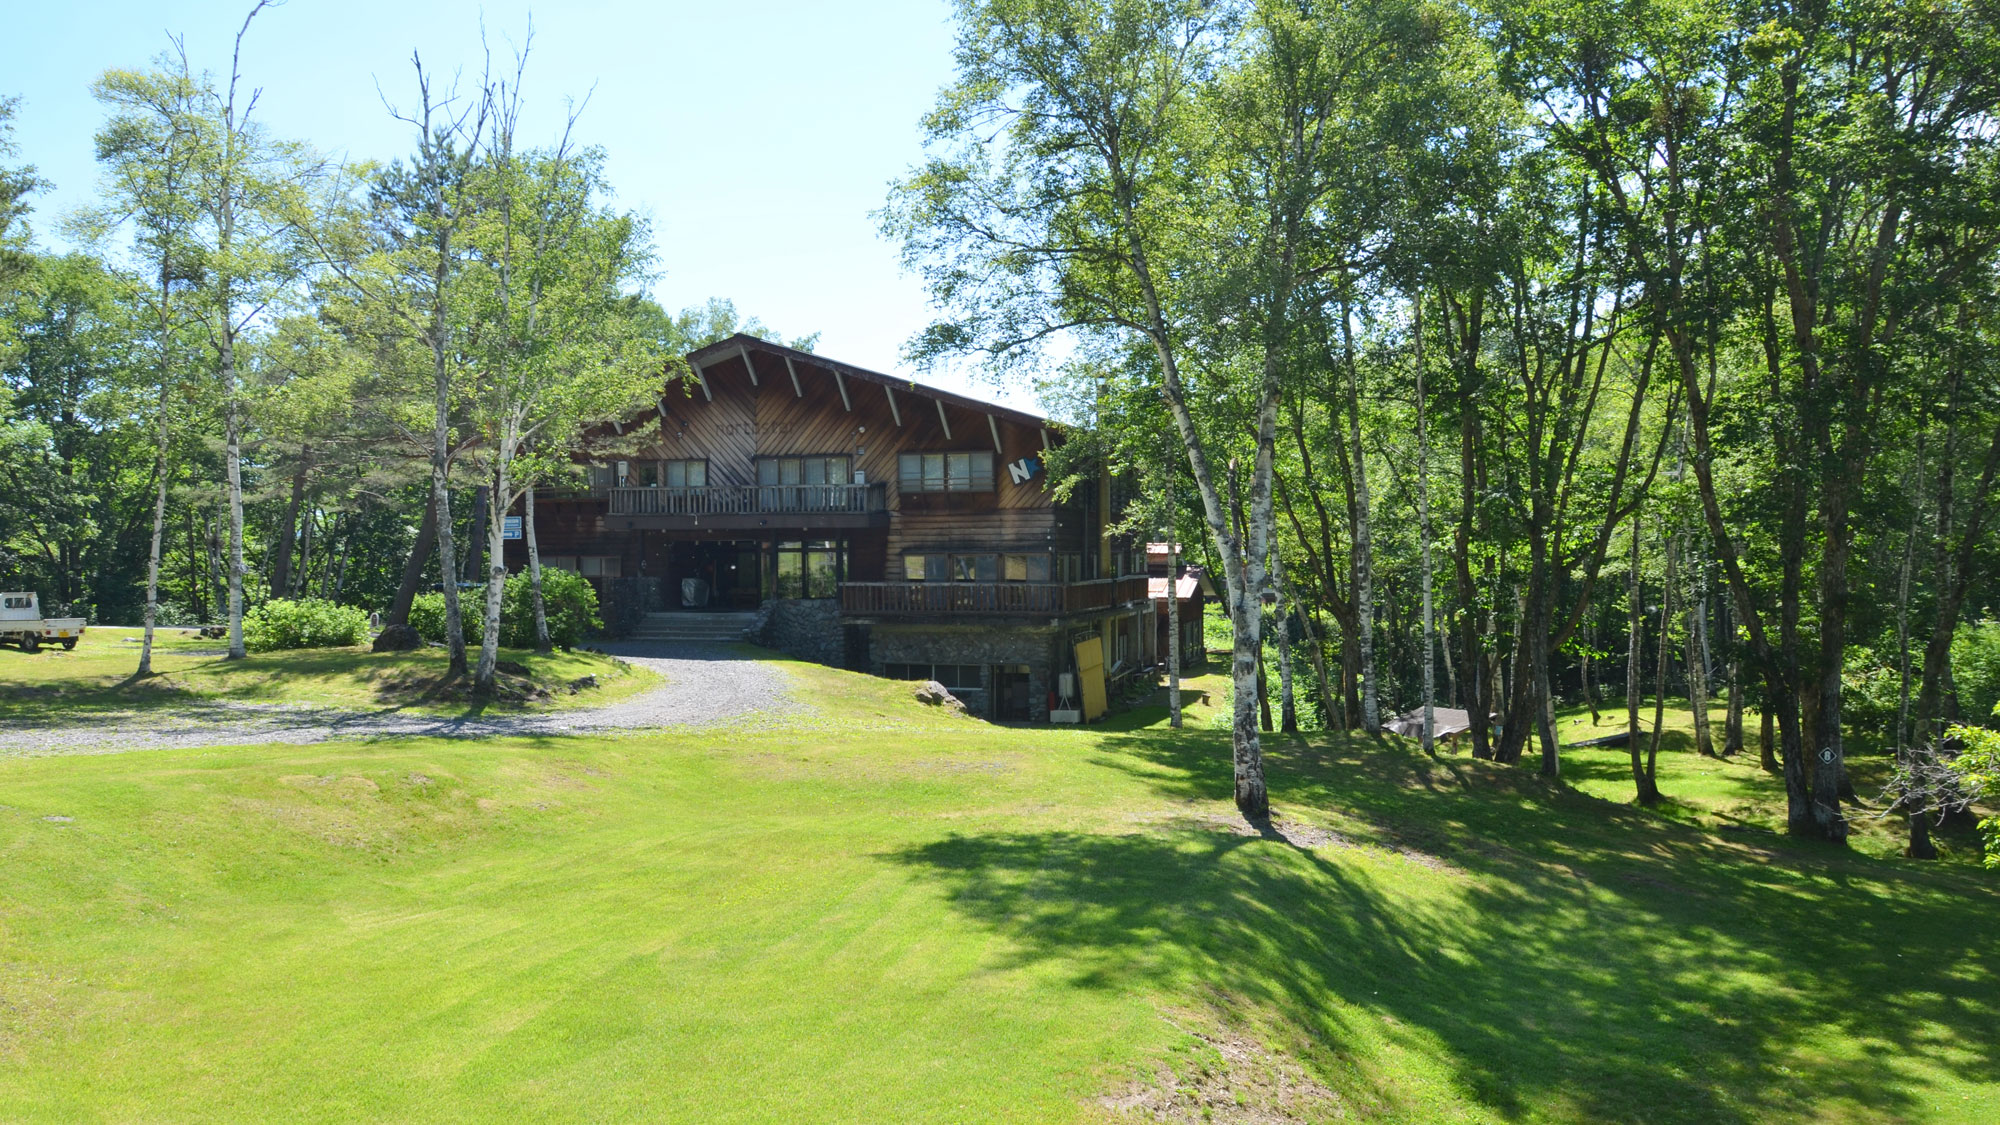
left=668, top=540, right=761, bottom=610
left=993, top=665, right=1033, bottom=721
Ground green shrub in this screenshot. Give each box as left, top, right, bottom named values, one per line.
left=501, top=567, right=600, bottom=649
left=408, top=571, right=601, bottom=650
left=1953, top=622, right=2000, bottom=727
left=408, top=590, right=486, bottom=646
left=243, top=598, right=371, bottom=652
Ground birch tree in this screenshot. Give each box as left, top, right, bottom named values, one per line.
left=461, top=67, right=654, bottom=690
left=77, top=61, right=203, bottom=675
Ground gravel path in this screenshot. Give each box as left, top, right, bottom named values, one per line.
left=0, top=642, right=798, bottom=758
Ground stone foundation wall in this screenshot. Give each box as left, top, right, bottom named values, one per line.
left=869, top=624, right=1058, bottom=722
left=756, top=598, right=845, bottom=666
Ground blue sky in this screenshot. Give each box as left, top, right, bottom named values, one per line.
left=7, top=0, right=1039, bottom=410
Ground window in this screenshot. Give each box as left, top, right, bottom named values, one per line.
left=952, top=554, right=996, bottom=582
left=1003, top=554, right=1051, bottom=582
left=759, top=456, right=850, bottom=486
left=898, top=451, right=994, bottom=492
left=3, top=595, right=30, bottom=610
left=772, top=539, right=844, bottom=598
left=1056, top=553, right=1083, bottom=583
left=663, top=459, right=707, bottom=488
left=589, top=464, right=616, bottom=490
left=883, top=663, right=984, bottom=691
left=578, top=556, right=622, bottom=578
left=903, top=554, right=948, bottom=582
left=638, top=463, right=659, bottom=487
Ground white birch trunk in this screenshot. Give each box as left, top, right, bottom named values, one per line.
left=1416, top=300, right=1435, bottom=756
left=1167, top=508, right=1181, bottom=729
left=527, top=485, right=551, bottom=652
left=1276, top=551, right=1297, bottom=734
left=476, top=460, right=509, bottom=688
left=1344, top=303, right=1379, bottom=732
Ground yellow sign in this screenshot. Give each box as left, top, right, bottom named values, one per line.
left=1073, top=636, right=1108, bottom=722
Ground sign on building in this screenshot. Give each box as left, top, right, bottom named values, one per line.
left=503, top=516, right=523, bottom=540
left=1007, top=456, right=1041, bottom=485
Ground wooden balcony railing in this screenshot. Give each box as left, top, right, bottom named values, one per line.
left=840, top=575, right=1151, bottom=617
left=606, top=483, right=885, bottom=517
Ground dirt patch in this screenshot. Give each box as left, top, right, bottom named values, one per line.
left=375, top=671, right=551, bottom=706
left=1100, top=1020, right=1345, bottom=1123
left=1151, top=809, right=1353, bottom=852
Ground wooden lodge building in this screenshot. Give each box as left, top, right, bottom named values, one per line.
left=502, top=334, right=1170, bottom=722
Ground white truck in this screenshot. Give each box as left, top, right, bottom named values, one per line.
left=0, top=592, right=85, bottom=653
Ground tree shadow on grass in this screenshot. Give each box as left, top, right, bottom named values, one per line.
left=888, top=727, right=2000, bottom=1122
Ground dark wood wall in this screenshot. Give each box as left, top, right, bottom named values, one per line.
left=639, top=348, right=1089, bottom=578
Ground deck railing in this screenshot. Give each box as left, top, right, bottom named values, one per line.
left=606, top=483, right=884, bottom=517
left=839, top=575, right=1150, bottom=617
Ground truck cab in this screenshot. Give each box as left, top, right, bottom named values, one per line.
left=1, top=592, right=86, bottom=653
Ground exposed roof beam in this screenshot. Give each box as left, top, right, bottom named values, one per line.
left=1039, top=427, right=1050, bottom=451
left=884, top=385, right=902, bottom=426
left=936, top=398, right=952, bottom=439
left=833, top=369, right=851, bottom=412
left=784, top=355, right=803, bottom=398
left=988, top=414, right=1004, bottom=456
left=692, top=359, right=713, bottom=401
left=737, top=345, right=758, bottom=386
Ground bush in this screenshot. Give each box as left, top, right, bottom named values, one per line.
left=408, top=571, right=601, bottom=650
left=501, top=567, right=600, bottom=649
left=408, top=589, right=486, bottom=647
left=243, top=598, right=371, bottom=652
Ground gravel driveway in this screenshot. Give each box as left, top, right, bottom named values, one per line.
left=0, top=642, right=798, bottom=757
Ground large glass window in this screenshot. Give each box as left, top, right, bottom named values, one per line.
left=1003, top=554, right=1052, bottom=582
left=898, top=451, right=994, bottom=493
left=664, top=459, right=707, bottom=487
left=758, top=456, right=851, bottom=486
left=952, top=554, right=996, bottom=582
left=773, top=539, right=845, bottom=598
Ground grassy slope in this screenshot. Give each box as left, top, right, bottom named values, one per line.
left=0, top=627, right=658, bottom=722
left=1, top=658, right=1995, bottom=1123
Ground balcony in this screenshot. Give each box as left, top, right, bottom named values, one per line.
left=604, top=483, right=889, bottom=530
left=839, top=575, right=1151, bottom=619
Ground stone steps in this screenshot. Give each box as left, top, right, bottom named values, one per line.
left=625, top=611, right=759, bottom=643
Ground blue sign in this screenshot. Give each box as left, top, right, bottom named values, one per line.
left=503, top=516, right=523, bottom=540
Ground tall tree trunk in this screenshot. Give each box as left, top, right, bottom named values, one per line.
left=1416, top=302, right=1436, bottom=758
left=1583, top=620, right=1599, bottom=726
left=1276, top=551, right=1297, bottom=735
left=1724, top=594, right=1745, bottom=755
left=1627, top=516, right=1658, bottom=802
left=1907, top=403, right=2000, bottom=856
left=476, top=464, right=508, bottom=691
left=387, top=497, right=438, bottom=627
left=222, top=334, right=246, bottom=660
left=431, top=409, right=464, bottom=675
left=139, top=383, right=171, bottom=677
left=271, top=455, right=307, bottom=599
left=462, top=484, right=488, bottom=584
left=1687, top=543, right=1716, bottom=756
left=1647, top=529, right=1677, bottom=798
left=527, top=486, right=551, bottom=653
left=1344, top=302, right=1379, bottom=733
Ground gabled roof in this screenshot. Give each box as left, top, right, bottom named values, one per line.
left=686, top=333, right=1054, bottom=433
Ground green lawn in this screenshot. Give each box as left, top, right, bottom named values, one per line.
left=1, top=658, right=1995, bottom=1122
left=0, top=626, right=658, bottom=722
